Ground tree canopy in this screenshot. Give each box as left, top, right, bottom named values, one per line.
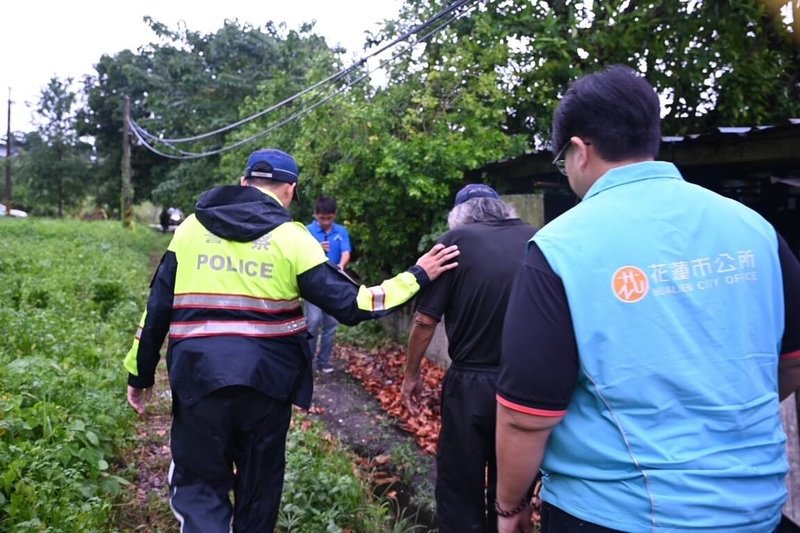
left=7, top=0, right=799, bottom=277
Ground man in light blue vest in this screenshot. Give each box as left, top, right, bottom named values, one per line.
left=495, top=65, right=800, bottom=533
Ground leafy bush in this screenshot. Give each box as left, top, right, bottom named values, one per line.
left=279, top=415, right=395, bottom=533
left=91, top=280, right=127, bottom=317
left=0, top=218, right=167, bottom=531
left=337, top=320, right=390, bottom=350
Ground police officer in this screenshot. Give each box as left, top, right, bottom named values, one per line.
left=123, top=148, right=459, bottom=533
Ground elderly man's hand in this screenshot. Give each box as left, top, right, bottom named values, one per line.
left=415, top=244, right=459, bottom=281
left=127, top=385, right=152, bottom=417
left=401, top=373, right=424, bottom=415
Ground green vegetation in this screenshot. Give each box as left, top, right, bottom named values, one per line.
left=7, top=0, right=797, bottom=281
left=338, top=320, right=392, bottom=350
left=280, top=414, right=402, bottom=532
left=0, top=218, right=165, bottom=531
left=0, top=219, right=415, bottom=532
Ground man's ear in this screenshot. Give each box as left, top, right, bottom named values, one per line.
left=571, top=136, right=591, bottom=171
left=240, top=176, right=247, bottom=186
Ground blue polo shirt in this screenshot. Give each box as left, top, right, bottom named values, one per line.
left=306, top=220, right=351, bottom=265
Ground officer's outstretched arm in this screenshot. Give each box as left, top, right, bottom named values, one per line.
left=298, top=244, right=458, bottom=326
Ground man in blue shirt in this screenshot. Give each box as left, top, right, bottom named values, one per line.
left=306, top=197, right=352, bottom=373
left=495, top=65, right=800, bottom=533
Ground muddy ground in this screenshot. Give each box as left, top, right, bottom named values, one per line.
left=117, top=354, right=440, bottom=532
left=309, top=356, right=439, bottom=531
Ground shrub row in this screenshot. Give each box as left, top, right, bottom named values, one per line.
left=0, top=218, right=409, bottom=532
left=0, top=218, right=166, bottom=532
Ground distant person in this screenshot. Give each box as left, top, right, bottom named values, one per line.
left=124, top=147, right=460, bottom=533
left=168, top=207, right=184, bottom=226
left=159, top=207, right=170, bottom=232
left=495, top=65, right=800, bottom=533
left=402, top=184, right=536, bottom=532
left=159, top=207, right=185, bottom=232
left=305, top=197, right=351, bottom=373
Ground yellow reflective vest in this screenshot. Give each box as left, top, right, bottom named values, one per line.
left=124, top=185, right=428, bottom=408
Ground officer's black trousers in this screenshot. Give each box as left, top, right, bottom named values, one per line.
left=436, top=364, right=499, bottom=533
left=169, top=386, right=292, bottom=533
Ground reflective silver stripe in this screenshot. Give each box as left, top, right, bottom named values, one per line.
left=168, top=462, right=186, bottom=533
left=173, top=293, right=300, bottom=313
left=369, top=287, right=386, bottom=311
left=169, top=317, right=307, bottom=339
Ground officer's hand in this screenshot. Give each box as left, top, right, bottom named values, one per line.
left=321, top=240, right=330, bottom=253
left=416, top=244, right=459, bottom=281
left=401, top=373, right=423, bottom=415
left=127, top=385, right=152, bottom=417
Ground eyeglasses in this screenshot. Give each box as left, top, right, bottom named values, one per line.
left=552, top=142, right=571, bottom=176
left=552, top=139, right=591, bottom=176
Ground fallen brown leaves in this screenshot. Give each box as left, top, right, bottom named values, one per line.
left=337, top=342, right=443, bottom=455
left=112, top=367, right=178, bottom=532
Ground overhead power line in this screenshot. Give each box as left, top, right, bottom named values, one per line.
left=129, top=0, right=478, bottom=159
left=129, top=2, right=479, bottom=160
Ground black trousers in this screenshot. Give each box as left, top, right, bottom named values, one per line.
left=436, top=364, right=499, bottom=533
left=541, top=503, right=623, bottom=533
left=169, top=386, right=292, bottom=533
left=541, top=502, right=800, bottom=533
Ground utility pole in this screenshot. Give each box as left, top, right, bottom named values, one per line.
left=4, top=87, right=12, bottom=215
left=121, top=95, right=133, bottom=228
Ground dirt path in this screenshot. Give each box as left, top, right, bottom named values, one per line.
left=114, top=348, right=440, bottom=531
left=309, top=351, right=439, bottom=530
left=113, top=365, right=177, bottom=532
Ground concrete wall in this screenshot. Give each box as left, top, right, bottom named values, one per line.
left=378, top=308, right=451, bottom=368
left=503, top=192, right=545, bottom=228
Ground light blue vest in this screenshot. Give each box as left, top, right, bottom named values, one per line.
left=534, top=162, right=787, bottom=532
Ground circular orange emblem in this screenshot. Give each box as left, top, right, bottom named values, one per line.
left=611, top=266, right=649, bottom=303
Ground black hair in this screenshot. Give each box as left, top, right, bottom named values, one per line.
left=314, top=197, right=337, bottom=214
left=552, top=65, right=661, bottom=162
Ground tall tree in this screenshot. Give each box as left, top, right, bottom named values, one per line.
left=382, top=0, right=800, bottom=142
left=16, top=78, right=92, bottom=216
left=249, top=2, right=531, bottom=279
left=79, top=18, right=345, bottom=212
left=77, top=50, right=167, bottom=213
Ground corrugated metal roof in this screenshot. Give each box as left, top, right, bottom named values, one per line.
left=661, top=119, right=800, bottom=143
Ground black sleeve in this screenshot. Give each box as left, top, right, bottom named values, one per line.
left=779, top=234, right=800, bottom=356
left=128, top=251, right=176, bottom=388
left=297, top=261, right=430, bottom=326
left=497, top=243, right=579, bottom=413
left=414, top=235, right=455, bottom=320
left=414, top=272, right=452, bottom=321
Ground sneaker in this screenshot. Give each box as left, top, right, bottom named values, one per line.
left=319, top=364, right=335, bottom=374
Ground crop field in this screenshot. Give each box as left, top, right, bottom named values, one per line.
left=0, top=218, right=409, bottom=533
left=0, top=218, right=166, bottom=530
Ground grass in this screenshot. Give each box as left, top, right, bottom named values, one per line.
left=0, top=218, right=167, bottom=531
left=0, top=216, right=420, bottom=531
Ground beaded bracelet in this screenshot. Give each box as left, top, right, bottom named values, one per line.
left=494, top=497, right=529, bottom=518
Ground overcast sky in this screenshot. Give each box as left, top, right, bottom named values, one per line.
left=1, top=0, right=403, bottom=134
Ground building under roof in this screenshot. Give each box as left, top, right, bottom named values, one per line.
left=473, top=119, right=800, bottom=253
